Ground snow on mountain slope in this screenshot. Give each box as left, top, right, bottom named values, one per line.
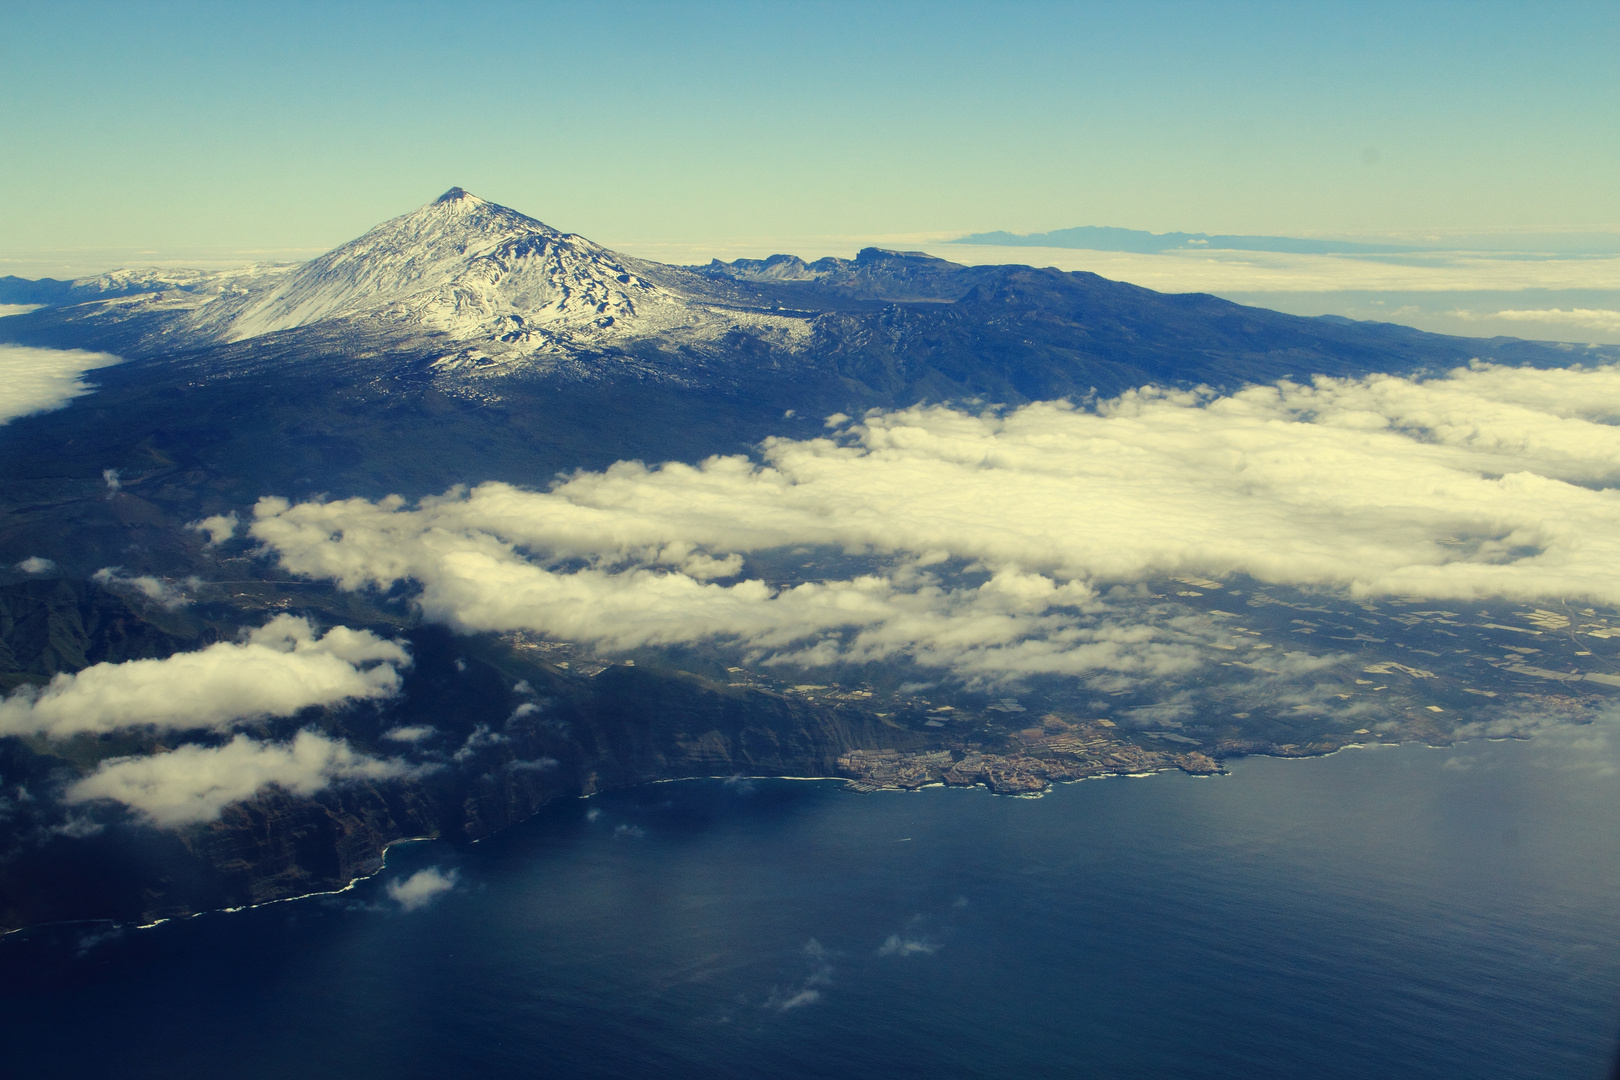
left=214, top=189, right=647, bottom=340
left=162, top=188, right=812, bottom=370
left=72, top=264, right=296, bottom=299
left=39, top=189, right=810, bottom=379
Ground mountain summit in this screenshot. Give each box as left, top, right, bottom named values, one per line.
left=200, top=188, right=689, bottom=354
left=49, top=189, right=808, bottom=376
left=5, top=189, right=1603, bottom=406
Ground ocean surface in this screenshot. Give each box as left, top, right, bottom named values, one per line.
left=6, top=731, right=1620, bottom=1079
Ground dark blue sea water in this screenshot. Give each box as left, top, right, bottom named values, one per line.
left=6, top=733, right=1620, bottom=1079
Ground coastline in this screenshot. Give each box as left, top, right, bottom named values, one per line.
left=0, top=728, right=1536, bottom=943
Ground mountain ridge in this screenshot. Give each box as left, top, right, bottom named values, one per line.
left=3, top=188, right=1614, bottom=541
left=7, top=189, right=1608, bottom=400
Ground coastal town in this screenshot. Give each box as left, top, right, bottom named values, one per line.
left=812, top=576, right=1620, bottom=797
left=838, top=716, right=1222, bottom=795
left=493, top=571, right=1620, bottom=800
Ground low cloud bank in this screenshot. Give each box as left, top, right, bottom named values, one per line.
left=65, top=731, right=411, bottom=826
left=1491, top=308, right=1620, bottom=334
left=247, top=363, right=1620, bottom=677
left=0, top=345, right=123, bottom=424
left=917, top=243, right=1620, bottom=295
left=0, top=615, right=410, bottom=738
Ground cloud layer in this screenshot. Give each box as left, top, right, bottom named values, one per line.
left=0, top=345, right=123, bottom=424
left=247, top=363, right=1620, bottom=680
left=65, top=731, right=411, bottom=826
left=918, top=243, right=1620, bottom=295
left=1492, top=308, right=1620, bottom=334
left=0, top=615, right=410, bottom=738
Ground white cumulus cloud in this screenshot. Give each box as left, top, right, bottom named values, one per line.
left=0, top=345, right=122, bottom=424
left=382, top=724, right=437, bottom=743
left=386, top=867, right=459, bottom=910
left=246, top=362, right=1620, bottom=679
left=64, top=730, right=412, bottom=826
left=0, top=615, right=410, bottom=738
left=190, top=512, right=239, bottom=546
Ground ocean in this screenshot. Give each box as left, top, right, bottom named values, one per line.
left=6, top=731, right=1620, bottom=1079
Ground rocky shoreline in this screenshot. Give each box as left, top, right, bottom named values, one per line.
left=838, top=717, right=1222, bottom=795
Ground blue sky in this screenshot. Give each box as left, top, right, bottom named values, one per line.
left=2, top=0, right=1617, bottom=259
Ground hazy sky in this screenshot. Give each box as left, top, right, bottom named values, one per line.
left=2, top=0, right=1617, bottom=260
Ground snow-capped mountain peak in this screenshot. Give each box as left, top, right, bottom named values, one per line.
left=55, top=189, right=814, bottom=380
left=211, top=187, right=660, bottom=343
